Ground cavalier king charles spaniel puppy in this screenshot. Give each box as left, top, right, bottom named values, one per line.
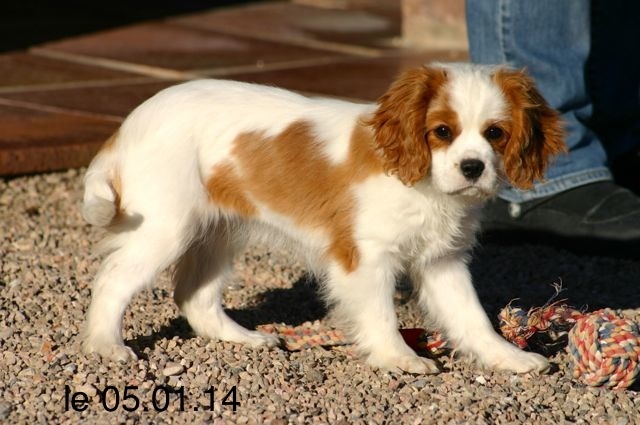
left=82, top=63, right=565, bottom=373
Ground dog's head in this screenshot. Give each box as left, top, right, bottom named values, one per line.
left=367, top=64, right=566, bottom=198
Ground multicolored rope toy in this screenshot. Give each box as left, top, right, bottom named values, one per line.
left=257, top=321, right=349, bottom=351
left=257, top=321, right=448, bottom=355
left=498, top=300, right=584, bottom=349
left=499, top=298, right=640, bottom=389
left=567, top=309, right=640, bottom=389
left=258, top=287, right=640, bottom=390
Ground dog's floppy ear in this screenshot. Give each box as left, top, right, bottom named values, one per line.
left=366, top=66, right=447, bottom=186
left=493, top=68, right=567, bottom=189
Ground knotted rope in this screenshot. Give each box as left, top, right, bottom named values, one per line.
left=257, top=321, right=349, bottom=351
left=257, top=321, right=448, bottom=355
left=567, top=309, right=640, bottom=389
left=499, top=300, right=640, bottom=390
left=498, top=301, right=583, bottom=349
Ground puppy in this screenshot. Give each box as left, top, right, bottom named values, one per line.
left=82, top=63, right=565, bottom=373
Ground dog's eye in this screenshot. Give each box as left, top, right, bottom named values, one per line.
left=434, top=125, right=453, bottom=141
left=484, top=126, right=504, bottom=142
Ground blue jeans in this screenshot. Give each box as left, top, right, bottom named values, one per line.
left=466, top=0, right=640, bottom=203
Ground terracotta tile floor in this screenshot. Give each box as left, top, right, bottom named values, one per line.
left=0, top=1, right=467, bottom=176
left=223, top=50, right=467, bottom=101
left=172, top=2, right=402, bottom=54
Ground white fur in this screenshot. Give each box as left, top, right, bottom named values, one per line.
left=81, top=67, right=549, bottom=375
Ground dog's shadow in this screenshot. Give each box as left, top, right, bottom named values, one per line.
left=129, top=274, right=327, bottom=354
left=471, top=238, right=640, bottom=316
left=226, top=274, right=328, bottom=328
left=130, top=240, right=639, bottom=356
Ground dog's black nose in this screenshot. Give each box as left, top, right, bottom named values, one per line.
left=460, top=159, right=485, bottom=181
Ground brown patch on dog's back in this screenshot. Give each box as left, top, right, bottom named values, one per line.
left=226, top=120, right=383, bottom=272
left=206, top=163, right=257, bottom=217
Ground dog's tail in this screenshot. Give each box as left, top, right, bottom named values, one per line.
left=82, top=131, right=121, bottom=227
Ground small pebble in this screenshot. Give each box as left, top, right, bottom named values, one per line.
left=161, top=363, right=184, bottom=377
left=0, top=401, right=12, bottom=421
left=475, top=376, right=487, bottom=385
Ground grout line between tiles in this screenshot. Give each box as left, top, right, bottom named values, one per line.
left=192, top=55, right=357, bottom=78
left=30, top=48, right=202, bottom=80
left=0, top=76, right=164, bottom=95
left=0, top=97, right=124, bottom=123
left=167, top=20, right=385, bottom=58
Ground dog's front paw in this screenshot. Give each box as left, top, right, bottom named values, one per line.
left=368, top=353, right=440, bottom=374
left=489, top=343, right=550, bottom=374
left=84, top=340, right=138, bottom=363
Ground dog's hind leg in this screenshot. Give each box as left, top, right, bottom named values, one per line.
left=83, top=219, right=191, bottom=362
left=173, top=225, right=279, bottom=348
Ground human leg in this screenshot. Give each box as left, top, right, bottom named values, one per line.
left=466, top=0, right=640, bottom=248
left=466, top=0, right=610, bottom=203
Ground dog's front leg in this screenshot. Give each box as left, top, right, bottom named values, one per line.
left=327, top=260, right=439, bottom=374
left=415, top=255, right=549, bottom=373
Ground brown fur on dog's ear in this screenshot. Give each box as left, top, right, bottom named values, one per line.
left=366, top=67, right=448, bottom=186
left=493, top=68, right=567, bottom=189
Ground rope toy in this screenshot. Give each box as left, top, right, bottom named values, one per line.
left=567, top=309, right=640, bottom=390
left=258, top=286, right=640, bottom=389
left=499, top=294, right=640, bottom=390
left=498, top=301, right=583, bottom=349
left=257, top=321, right=349, bottom=351
left=257, top=321, right=447, bottom=355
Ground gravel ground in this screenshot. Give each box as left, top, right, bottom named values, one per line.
left=1, top=169, right=639, bottom=424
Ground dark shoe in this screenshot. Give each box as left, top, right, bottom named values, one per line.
left=481, top=181, right=640, bottom=257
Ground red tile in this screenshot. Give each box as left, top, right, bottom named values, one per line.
left=0, top=103, right=118, bottom=175
left=173, top=2, right=401, bottom=52
left=39, top=22, right=349, bottom=73
left=0, top=53, right=138, bottom=89
left=0, top=80, right=176, bottom=119
left=222, top=51, right=468, bottom=101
